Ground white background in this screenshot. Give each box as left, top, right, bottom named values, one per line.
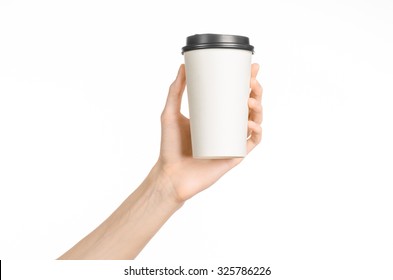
left=1, top=0, right=392, bottom=278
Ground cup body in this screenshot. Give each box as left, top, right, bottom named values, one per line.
left=184, top=48, right=252, bottom=158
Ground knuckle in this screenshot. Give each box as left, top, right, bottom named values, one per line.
left=161, top=110, right=176, bottom=124
left=160, top=111, right=169, bottom=122
left=249, top=99, right=262, bottom=111
left=256, top=81, right=262, bottom=92
left=168, top=82, right=175, bottom=93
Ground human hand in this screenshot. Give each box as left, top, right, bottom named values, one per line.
left=154, top=64, right=262, bottom=202
left=58, top=65, right=261, bottom=259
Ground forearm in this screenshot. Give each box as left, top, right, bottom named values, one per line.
left=58, top=164, right=183, bottom=260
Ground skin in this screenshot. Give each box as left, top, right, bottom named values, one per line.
left=58, top=63, right=263, bottom=260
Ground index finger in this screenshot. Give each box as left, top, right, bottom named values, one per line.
left=251, top=63, right=259, bottom=79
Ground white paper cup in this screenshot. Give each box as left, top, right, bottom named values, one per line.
left=182, top=34, right=254, bottom=159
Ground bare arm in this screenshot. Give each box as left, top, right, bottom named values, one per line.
left=58, top=64, right=262, bottom=259
left=58, top=165, right=182, bottom=259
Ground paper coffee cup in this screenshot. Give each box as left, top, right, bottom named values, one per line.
left=182, top=34, right=254, bottom=159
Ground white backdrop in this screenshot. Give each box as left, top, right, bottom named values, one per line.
left=1, top=0, right=392, bottom=278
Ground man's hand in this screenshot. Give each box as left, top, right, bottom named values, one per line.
left=155, top=63, right=263, bottom=202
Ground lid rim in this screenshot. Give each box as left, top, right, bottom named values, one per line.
left=182, top=33, right=254, bottom=54
left=182, top=44, right=254, bottom=54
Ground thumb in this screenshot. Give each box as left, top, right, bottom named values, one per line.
left=163, top=64, right=186, bottom=115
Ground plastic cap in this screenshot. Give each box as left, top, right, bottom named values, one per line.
left=182, top=33, right=254, bottom=54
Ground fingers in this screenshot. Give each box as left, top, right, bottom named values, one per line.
left=163, top=64, right=186, bottom=116
left=247, top=63, right=262, bottom=153
left=251, top=63, right=259, bottom=79
left=248, top=64, right=262, bottom=125
left=247, top=120, right=262, bottom=153
left=248, top=97, right=262, bottom=124
left=250, top=75, right=262, bottom=102
left=248, top=67, right=263, bottom=129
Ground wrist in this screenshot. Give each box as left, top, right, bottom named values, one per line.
left=146, top=162, right=185, bottom=207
